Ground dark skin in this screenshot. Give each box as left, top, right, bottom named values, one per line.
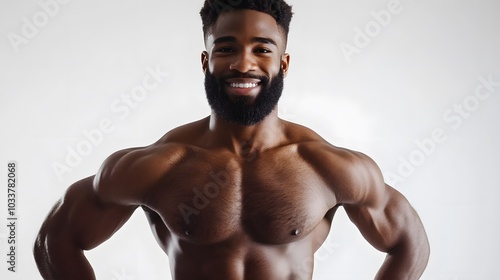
left=34, top=9, right=430, bottom=280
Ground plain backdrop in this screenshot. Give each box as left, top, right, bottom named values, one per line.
left=1, top=0, right=499, bottom=279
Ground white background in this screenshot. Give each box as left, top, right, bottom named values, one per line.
left=1, top=0, right=499, bottom=279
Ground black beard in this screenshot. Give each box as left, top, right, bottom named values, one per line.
left=204, top=69, right=284, bottom=126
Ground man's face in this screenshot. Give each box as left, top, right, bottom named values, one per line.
left=202, top=9, right=290, bottom=126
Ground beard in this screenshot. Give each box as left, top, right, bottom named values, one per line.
left=204, top=68, right=284, bottom=126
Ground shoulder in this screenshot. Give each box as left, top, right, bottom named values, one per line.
left=93, top=123, right=204, bottom=205
left=288, top=125, right=384, bottom=205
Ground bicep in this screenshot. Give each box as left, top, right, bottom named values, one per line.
left=343, top=184, right=416, bottom=252
left=43, top=176, right=137, bottom=251
left=334, top=152, right=419, bottom=252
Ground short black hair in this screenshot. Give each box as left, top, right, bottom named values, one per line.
left=200, top=0, right=293, bottom=43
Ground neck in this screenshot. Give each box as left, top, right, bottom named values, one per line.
left=206, top=108, right=286, bottom=155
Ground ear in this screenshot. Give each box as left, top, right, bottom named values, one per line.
left=281, top=53, right=290, bottom=77
left=201, top=51, right=209, bottom=74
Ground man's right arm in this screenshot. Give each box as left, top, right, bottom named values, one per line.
left=34, top=148, right=141, bottom=279
left=34, top=143, right=184, bottom=279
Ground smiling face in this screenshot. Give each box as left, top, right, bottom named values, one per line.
left=202, top=9, right=290, bottom=125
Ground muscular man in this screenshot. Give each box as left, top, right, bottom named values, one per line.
left=34, top=1, right=430, bottom=279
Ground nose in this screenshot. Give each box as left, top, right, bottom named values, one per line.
left=229, top=51, right=256, bottom=73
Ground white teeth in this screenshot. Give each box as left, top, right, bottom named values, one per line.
left=230, top=83, right=258, bottom=88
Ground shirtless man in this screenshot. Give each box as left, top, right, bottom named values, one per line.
left=34, top=0, right=430, bottom=279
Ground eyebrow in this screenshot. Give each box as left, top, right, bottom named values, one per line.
left=213, top=36, right=278, bottom=47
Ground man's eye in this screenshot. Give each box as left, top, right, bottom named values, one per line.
left=255, top=48, right=271, bottom=53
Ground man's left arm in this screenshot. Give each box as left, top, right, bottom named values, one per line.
left=341, top=154, right=430, bottom=279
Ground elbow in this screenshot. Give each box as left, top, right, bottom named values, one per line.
left=34, top=225, right=48, bottom=263
left=33, top=232, right=44, bottom=259
left=420, top=230, right=431, bottom=268
left=390, top=227, right=431, bottom=274
left=409, top=215, right=431, bottom=268
left=33, top=229, right=53, bottom=278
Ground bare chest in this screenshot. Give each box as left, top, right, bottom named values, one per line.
left=147, top=148, right=334, bottom=245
